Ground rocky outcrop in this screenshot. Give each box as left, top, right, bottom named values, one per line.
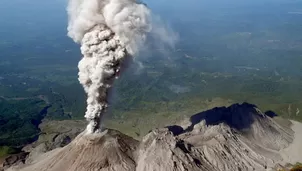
left=8, top=129, right=138, bottom=171
left=1, top=153, right=29, bottom=171
left=21, top=120, right=86, bottom=164
left=136, top=104, right=294, bottom=171
left=6, top=103, right=298, bottom=171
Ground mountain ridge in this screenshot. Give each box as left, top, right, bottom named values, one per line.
left=4, top=103, right=302, bottom=171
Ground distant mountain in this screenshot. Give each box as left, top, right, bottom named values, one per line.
left=3, top=103, right=302, bottom=171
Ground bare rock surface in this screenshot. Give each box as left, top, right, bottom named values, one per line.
left=21, top=120, right=86, bottom=164
left=6, top=103, right=301, bottom=171
left=8, top=129, right=138, bottom=171
left=1, top=153, right=28, bottom=171
left=280, top=120, right=302, bottom=164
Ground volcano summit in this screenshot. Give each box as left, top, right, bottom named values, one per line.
left=5, top=103, right=302, bottom=171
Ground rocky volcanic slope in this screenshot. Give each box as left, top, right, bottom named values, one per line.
left=5, top=103, right=300, bottom=171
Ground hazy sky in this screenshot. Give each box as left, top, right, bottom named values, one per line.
left=1, top=0, right=301, bottom=38
left=0, top=0, right=301, bottom=59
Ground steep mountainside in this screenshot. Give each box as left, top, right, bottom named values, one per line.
left=4, top=103, right=302, bottom=171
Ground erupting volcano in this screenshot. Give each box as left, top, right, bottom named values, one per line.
left=67, top=0, right=152, bottom=133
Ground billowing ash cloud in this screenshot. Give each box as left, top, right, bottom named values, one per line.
left=67, top=0, right=167, bottom=134
left=67, top=0, right=151, bottom=55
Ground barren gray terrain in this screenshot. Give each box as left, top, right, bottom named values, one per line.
left=5, top=103, right=302, bottom=171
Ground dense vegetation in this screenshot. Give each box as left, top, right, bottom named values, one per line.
left=0, top=146, right=18, bottom=158
left=0, top=98, right=48, bottom=146
left=291, top=163, right=302, bottom=171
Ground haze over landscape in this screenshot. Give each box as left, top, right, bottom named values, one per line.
left=0, top=0, right=302, bottom=170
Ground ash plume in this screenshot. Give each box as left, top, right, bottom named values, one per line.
left=67, top=0, right=153, bottom=134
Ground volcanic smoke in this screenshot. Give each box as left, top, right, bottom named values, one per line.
left=67, top=0, right=152, bottom=134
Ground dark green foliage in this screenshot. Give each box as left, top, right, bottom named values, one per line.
left=0, top=146, right=18, bottom=157
left=0, top=98, right=49, bottom=147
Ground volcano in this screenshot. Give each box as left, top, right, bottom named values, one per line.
left=5, top=103, right=302, bottom=171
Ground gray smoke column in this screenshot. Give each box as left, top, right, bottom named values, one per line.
left=67, top=0, right=152, bottom=134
